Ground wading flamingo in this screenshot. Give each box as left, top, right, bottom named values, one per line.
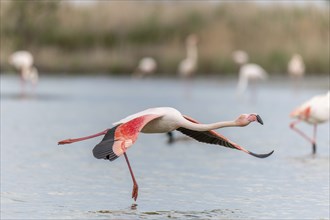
left=58, top=107, right=274, bottom=201
left=166, top=131, right=191, bottom=145
left=9, top=51, right=39, bottom=96
left=178, top=34, right=198, bottom=78
left=232, top=50, right=248, bottom=66
left=133, top=57, right=157, bottom=78
left=178, top=35, right=198, bottom=98
left=288, top=54, right=305, bottom=79
left=232, top=50, right=268, bottom=100
left=290, top=91, right=330, bottom=154
left=288, top=54, right=305, bottom=94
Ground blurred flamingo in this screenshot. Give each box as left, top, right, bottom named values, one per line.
left=58, top=107, right=274, bottom=201
left=290, top=91, right=330, bottom=154
left=288, top=54, right=305, bottom=93
left=232, top=50, right=268, bottom=100
left=232, top=50, right=248, bottom=66
left=178, top=34, right=198, bottom=78
left=9, top=51, right=39, bottom=96
left=178, top=34, right=198, bottom=98
left=166, top=131, right=191, bottom=145
left=133, top=57, right=157, bottom=78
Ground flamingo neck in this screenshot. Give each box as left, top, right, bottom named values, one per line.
left=187, top=44, right=198, bottom=62
left=237, top=72, right=248, bottom=95
left=181, top=119, right=238, bottom=132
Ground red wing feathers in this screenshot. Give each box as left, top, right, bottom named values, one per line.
left=93, top=114, right=163, bottom=161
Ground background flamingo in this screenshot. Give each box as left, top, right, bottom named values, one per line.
left=178, top=34, right=198, bottom=78
left=58, top=107, right=274, bottom=201
left=9, top=50, right=39, bottom=96
left=232, top=50, right=268, bottom=100
left=133, top=57, right=157, bottom=78
left=232, top=50, right=248, bottom=66
left=290, top=91, right=330, bottom=154
left=178, top=34, right=198, bottom=98
left=166, top=131, right=191, bottom=145
left=288, top=54, right=305, bottom=79
left=288, top=54, right=305, bottom=94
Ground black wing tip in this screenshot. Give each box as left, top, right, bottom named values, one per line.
left=92, top=126, right=119, bottom=161
left=249, top=150, right=274, bottom=158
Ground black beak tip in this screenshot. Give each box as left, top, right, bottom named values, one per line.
left=256, top=115, right=264, bottom=125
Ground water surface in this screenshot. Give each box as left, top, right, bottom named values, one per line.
left=1, top=74, right=329, bottom=219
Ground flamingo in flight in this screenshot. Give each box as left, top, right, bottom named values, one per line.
left=58, top=107, right=274, bottom=201
left=290, top=91, right=330, bottom=154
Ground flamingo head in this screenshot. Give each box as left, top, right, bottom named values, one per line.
left=236, top=114, right=263, bottom=126
left=232, top=50, right=248, bottom=65
left=186, top=34, right=198, bottom=46
left=292, top=53, right=302, bottom=61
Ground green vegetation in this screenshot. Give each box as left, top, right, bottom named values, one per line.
left=1, top=1, right=329, bottom=75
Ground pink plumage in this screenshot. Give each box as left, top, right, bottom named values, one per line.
left=58, top=107, right=274, bottom=201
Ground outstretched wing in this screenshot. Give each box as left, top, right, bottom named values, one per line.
left=93, top=114, right=163, bottom=161
left=177, top=115, right=274, bottom=158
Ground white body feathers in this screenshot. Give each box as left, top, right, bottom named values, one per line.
left=291, top=91, right=330, bottom=124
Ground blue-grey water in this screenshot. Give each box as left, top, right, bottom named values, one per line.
left=1, top=74, right=329, bottom=219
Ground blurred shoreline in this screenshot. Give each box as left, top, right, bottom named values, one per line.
left=1, top=1, right=329, bottom=75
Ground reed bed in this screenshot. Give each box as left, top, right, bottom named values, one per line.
left=0, top=1, right=328, bottom=75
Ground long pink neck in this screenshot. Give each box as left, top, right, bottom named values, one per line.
left=181, top=119, right=238, bottom=132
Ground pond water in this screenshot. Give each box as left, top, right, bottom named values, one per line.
left=1, top=74, right=329, bottom=219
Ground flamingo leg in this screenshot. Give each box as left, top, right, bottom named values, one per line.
left=123, top=152, right=138, bottom=201
left=290, top=119, right=316, bottom=153
left=312, top=124, right=317, bottom=154
left=184, top=76, right=192, bottom=99
left=58, top=129, right=109, bottom=145
left=250, top=80, right=257, bottom=104
left=20, top=71, right=26, bottom=97
left=167, top=131, right=174, bottom=144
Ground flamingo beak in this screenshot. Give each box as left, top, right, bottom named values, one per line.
left=256, top=115, right=263, bottom=125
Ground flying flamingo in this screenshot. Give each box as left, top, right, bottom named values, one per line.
left=133, top=57, right=157, bottom=78
left=9, top=51, right=39, bottom=96
left=288, top=54, right=305, bottom=94
left=232, top=50, right=268, bottom=100
left=290, top=91, right=330, bottom=154
left=58, top=107, right=274, bottom=201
